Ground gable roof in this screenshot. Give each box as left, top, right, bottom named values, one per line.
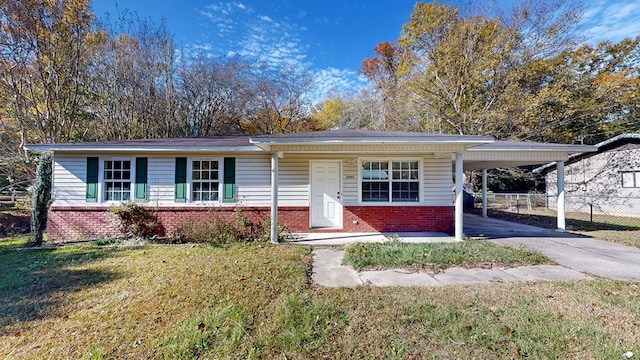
left=533, top=133, right=640, bottom=174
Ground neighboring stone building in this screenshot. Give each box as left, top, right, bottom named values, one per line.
left=536, top=134, right=640, bottom=217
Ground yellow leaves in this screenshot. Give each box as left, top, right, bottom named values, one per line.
left=312, top=98, right=348, bottom=129
left=400, top=1, right=459, bottom=50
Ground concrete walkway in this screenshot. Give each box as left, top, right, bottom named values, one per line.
left=312, top=248, right=590, bottom=287
left=306, top=214, right=640, bottom=287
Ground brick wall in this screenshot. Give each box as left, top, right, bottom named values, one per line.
left=47, top=205, right=454, bottom=241
left=343, top=206, right=454, bottom=233
left=47, top=207, right=125, bottom=242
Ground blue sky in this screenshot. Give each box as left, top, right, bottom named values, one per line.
left=92, top=0, right=640, bottom=101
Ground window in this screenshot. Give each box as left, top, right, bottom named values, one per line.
left=104, top=160, right=131, bottom=201
left=622, top=171, right=640, bottom=188
left=361, top=160, right=420, bottom=202
left=191, top=160, right=220, bottom=201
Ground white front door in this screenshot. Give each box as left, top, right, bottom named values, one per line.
left=310, top=161, right=342, bottom=228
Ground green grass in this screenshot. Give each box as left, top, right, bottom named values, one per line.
left=343, top=241, right=550, bottom=271
left=2, top=236, right=639, bottom=359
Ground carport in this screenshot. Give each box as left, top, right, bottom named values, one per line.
left=459, top=141, right=595, bottom=239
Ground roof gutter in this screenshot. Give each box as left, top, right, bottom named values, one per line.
left=249, top=136, right=495, bottom=151
left=250, top=135, right=494, bottom=145
left=24, top=144, right=263, bottom=153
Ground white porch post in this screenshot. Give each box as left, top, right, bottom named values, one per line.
left=455, top=152, right=464, bottom=241
left=482, top=169, right=488, bottom=218
left=556, top=160, right=566, bottom=232
left=270, top=152, right=279, bottom=243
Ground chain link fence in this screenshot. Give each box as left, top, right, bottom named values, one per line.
left=473, top=192, right=640, bottom=229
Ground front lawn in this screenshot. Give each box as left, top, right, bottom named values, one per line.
left=343, top=241, right=551, bottom=271
left=1, top=237, right=638, bottom=359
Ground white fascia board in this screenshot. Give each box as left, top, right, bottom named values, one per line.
left=24, top=145, right=263, bottom=153
left=250, top=136, right=493, bottom=145
left=468, top=144, right=596, bottom=153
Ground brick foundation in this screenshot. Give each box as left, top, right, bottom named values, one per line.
left=343, top=206, right=454, bottom=233
left=47, top=207, right=125, bottom=242
left=47, top=205, right=454, bottom=241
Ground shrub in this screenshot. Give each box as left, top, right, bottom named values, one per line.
left=173, top=206, right=288, bottom=245
left=109, top=202, right=162, bottom=239
left=29, top=152, right=52, bottom=246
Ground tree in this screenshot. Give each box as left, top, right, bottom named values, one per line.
left=176, top=55, right=250, bottom=136
left=361, top=0, right=584, bottom=137
left=0, top=0, right=94, bottom=145
left=498, top=36, right=640, bottom=143
left=397, top=2, right=521, bottom=135
left=86, top=12, right=178, bottom=140
left=1, top=0, right=93, bottom=189
left=241, top=63, right=313, bottom=134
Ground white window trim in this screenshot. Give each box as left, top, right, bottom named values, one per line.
left=187, top=156, right=224, bottom=204
left=621, top=170, right=640, bottom=188
left=357, top=157, right=423, bottom=205
left=98, top=156, right=135, bottom=204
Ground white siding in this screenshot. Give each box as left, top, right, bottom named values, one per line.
left=52, top=155, right=87, bottom=206
left=277, top=154, right=357, bottom=206
left=424, top=157, right=453, bottom=206
left=51, top=152, right=454, bottom=207
left=149, top=154, right=276, bottom=206
left=351, top=154, right=453, bottom=206
left=147, top=157, right=175, bottom=205
left=236, top=155, right=271, bottom=206
left=278, top=156, right=309, bottom=206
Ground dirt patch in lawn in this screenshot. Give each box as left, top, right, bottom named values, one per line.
left=0, top=209, right=30, bottom=237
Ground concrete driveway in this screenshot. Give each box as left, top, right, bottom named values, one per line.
left=464, top=214, right=640, bottom=282
left=304, top=214, right=640, bottom=287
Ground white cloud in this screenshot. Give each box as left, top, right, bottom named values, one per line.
left=312, top=68, right=369, bottom=103
left=581, top=0, right=640, bottom=43
left=194, top=1, right=371, bottom=105
left=197, top=1, right=310, bottom=70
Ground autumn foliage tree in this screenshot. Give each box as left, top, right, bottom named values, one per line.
left=241, top=63, right=314, bottom=134
left=359, top=0, right=608, bottom=141
left=0, top=1, right=321, bottom=193
left=1, top=0, right=93, bottom=193
left=0, top=0, right=94, bottom=145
